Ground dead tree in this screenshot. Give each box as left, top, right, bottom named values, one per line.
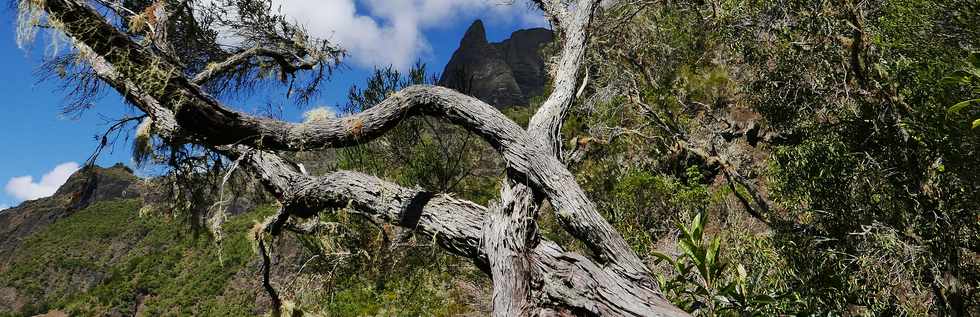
left=25, top=0, right=688, bottom=315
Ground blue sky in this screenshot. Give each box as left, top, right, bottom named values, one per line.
left=0, top=1, right=546, bottom=209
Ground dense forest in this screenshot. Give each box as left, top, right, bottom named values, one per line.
left=1, top=0, right=978, bottom=316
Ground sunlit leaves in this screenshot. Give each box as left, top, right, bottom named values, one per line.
left=947, top=52, right=980, bottom=128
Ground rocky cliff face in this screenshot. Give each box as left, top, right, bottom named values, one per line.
left=0, top=163, right=140, bottom=257
left=439, top=20, right=553, bottom=107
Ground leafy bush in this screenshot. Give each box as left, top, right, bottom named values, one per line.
left=947, top=52, right=980, bottom=128
left=654, top=214, right=777, bottom=316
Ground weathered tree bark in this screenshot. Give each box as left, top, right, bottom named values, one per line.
left=484, top=179, right=540, bottom=315
left=235, top=148, right=686, bottom=316
left=35, top=0, right=689, bottom=315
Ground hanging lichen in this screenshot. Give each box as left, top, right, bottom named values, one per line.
left=133, top=117, right=155, bottom=166
left=15, top=0, right=45, bottom=49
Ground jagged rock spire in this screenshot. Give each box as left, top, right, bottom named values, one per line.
left=439, top=20, right=554, bottom=108
left=460, top=19, right=488, bottom=46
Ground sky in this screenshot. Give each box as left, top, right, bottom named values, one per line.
left=0, top=0, right=547, bottom=210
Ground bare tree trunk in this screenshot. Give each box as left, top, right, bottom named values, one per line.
left=484, top=180, right=543, bottom=315
left=35, top=0, right=689, bottom=315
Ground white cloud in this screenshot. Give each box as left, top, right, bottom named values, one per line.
left=4, top=162, right=80, bottom=202
left=273, top=0, right=547, bottom=69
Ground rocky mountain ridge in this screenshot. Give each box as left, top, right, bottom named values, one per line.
left=0, top=164, right=285, bottom=316
left=0, top=163, right=141, bottom=258
left=439, top=20, right=553, bottom=107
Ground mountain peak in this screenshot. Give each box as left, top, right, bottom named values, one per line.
left=439, top=20, right=554, bottom=107
left=460, top=19, right=487, bottom=46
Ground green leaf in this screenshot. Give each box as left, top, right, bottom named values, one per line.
left=949, top=99, right=980, bottom=114
left=969, top=52, right=980, bottom=69
left=678, top=240, right=698, bottom=264
left=966, top=65, right=980, bottom=79
left=973, top=118, right=980, bottom=129
left=752, top=294, right=777, bottom=304
left=691, top=213, right=704, bottom=240
left=943, top=70, right=971, bottom=84
left=651, top=251, right=677, bottom=268
left=706, top=237, right=720, bottom=267
left=676, top=221, right=692, bottom=241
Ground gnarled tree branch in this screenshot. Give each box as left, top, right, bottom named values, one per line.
left=231, top=148, right=685, bottom=316
left=192, top=47, right=326, bottom=84
left=528, top=0, right=601, bottom=155
left=34, top=0, right=687, bottom=315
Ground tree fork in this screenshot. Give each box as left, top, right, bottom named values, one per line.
left=33, top=0, right=689, bottom=315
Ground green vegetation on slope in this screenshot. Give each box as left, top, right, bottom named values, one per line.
left=0, top=196, right=481, bottom=316
left=568, top=0, right=980, bottom=314
left=0, top=199, right=275, bottom=316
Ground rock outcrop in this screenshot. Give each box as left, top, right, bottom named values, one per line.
left=439, top=20, right=553, bottom=107
left=0, top=163, right=140, bottom=257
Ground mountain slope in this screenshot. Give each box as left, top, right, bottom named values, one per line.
left=0, top=199, right=271, bottom=316
left=0, top=164, right=141, bottom=258
left=0, top=164, right=270, bottom=316
left=0, top=164, right=485, bottom=316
